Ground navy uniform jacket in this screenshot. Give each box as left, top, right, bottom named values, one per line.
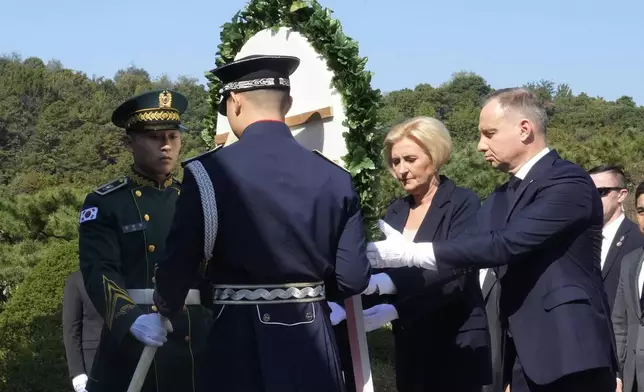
left=434, top=150, right=618, bottom=385
left=154, top=120, right=372, bottom=392
left=78, top=168, right=212, bottom=392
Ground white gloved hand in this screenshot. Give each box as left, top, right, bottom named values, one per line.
left=130, top=313, right=174, bottom=347
left=367, top=220, right=437, bottom=270
left=362, top=273, right=397, bottom=295
left=328, top=301, right=347, bottom=325
left=72, top=373, right=88, bottom=392
left=363, top=304, right=399, bottom=332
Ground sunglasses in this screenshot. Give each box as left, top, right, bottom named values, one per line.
left=596, top=187, right=625, bottom=197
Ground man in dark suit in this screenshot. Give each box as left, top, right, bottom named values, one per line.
left=612, top=181, right=644, bottom=392
left=480, top=268, right=504, bottom=392
left=62, top=270, right=103, bottom=392
left=588, top=165, right=644, bottom=311
left=367, top=87, right=617, bottom=392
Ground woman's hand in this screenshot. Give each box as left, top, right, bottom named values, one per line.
left=362, top=273, right=397, bottom=295
left=363, top=304, right=399, bottom=332
left=367, top=220, right=438, bottom=270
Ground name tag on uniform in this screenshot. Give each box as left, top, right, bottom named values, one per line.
left=122, top=222, right=146, bottom=233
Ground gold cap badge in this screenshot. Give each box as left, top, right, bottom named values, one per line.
left=159, top=91, right=172, bottom=108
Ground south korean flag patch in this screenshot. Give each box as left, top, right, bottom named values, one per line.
left=79, top=207, right=98, bottom=223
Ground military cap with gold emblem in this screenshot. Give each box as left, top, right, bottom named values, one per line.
left=111, top=89, right=189, bottom=131
left=210, top=54, right=300, bottom=116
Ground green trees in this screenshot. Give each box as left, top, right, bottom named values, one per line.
left=0, top=241, right=78, bottom=391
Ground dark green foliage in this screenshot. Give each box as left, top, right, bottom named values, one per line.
left=0, top=240, right=78, bottom=391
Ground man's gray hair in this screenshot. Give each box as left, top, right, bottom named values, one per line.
left=482, top=88, right=549, bottom=134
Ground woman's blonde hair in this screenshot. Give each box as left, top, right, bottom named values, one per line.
left=383, top=116, right=452, bottom=171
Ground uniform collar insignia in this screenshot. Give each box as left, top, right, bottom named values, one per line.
left=129, top=166, right=174, bottom=189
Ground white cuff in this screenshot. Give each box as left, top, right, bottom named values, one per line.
left=410, top=242, right=437, bottom=270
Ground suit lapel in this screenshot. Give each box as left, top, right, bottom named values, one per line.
left=388, top=196, right=411, bottom=234
left=631, top=251, right=644, bottom=319
left=505, top=150, right=559, bottom=222
left=482, top=269, right=497, bottom=302
left=602, top=219, right=630, bottom=279
left=414, top=176, right=453, bottom=242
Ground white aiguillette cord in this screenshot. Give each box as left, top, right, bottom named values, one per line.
left=127, top=160, right=219, bottom=392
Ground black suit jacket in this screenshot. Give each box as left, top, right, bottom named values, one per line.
left=383, top=175, right=492, bottom=390
left=612, top=247, right=644, bottom=392
left=434, top=150, right=618, bottom=385
left=62, top=270, right=103, bottom=380
left=602, top=218, right=644, bottom=313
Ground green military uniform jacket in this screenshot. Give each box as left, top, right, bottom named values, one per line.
left=79, top=167, right=212, bottom=392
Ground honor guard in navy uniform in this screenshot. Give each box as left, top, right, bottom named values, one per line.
left=152, top=55, right=372, bottom=392
left=78, top=89, right=212, bottom=392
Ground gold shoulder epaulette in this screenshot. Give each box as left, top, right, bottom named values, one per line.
left=94, top=177, right=128, bottom=196
left=313, top=150, right=350, bottom=174
left=181, top=144, right=223, bottom=168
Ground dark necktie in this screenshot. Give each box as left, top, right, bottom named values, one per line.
left=507, top=175, right=522, bottom=197
left=494, top=176, right=523, bottom=279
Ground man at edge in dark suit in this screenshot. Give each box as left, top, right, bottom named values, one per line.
left=367, top=87, right=618, bottom=392
left=588, top=164, right=644, bottom=312
left=62, top=270, right=103, bottom=392
left=612, top=181, right=644, bottom=392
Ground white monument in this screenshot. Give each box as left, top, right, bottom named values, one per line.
left=215, top=27, right=347, bottom=167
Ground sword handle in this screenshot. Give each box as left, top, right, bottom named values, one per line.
left=127, top=345, right=157, bottom=392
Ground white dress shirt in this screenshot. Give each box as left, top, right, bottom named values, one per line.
left=600, top=214, right=624, bottom=270
left=479, top=268, right=488, bottom=288
left=514, top=147, right=551, bottom=180
left=638, top=261, right=644, bottom=300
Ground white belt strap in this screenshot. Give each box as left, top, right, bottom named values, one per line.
left=184, top=160, right=219, bottom=261
left=128, top=289, right=201, bottom=306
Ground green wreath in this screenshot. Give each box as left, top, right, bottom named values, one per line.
left=203, top=0, right=383, bottom=237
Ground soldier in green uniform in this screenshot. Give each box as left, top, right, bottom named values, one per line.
left=78, top=89, right=212, bottom=392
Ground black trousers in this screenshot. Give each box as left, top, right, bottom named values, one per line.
left=503, top=335, right=615, bottom=392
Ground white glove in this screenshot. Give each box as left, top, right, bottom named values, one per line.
left=130, top=313, right=174, bottom=347
left=363, top=304, right=399, bottom=332
left=328, top=301, right=346, bottom=325
left=362, top=273, right=397, bottom=295
left=367, top=220, right=437, bottom=270
left=72, top=374, right=88, bottom=392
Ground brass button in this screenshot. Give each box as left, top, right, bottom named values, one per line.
left=144, top=214, right=150, bottom=221
left=151, top=305, right=158, bottom=312
left=135, top=190, right=142, bottom=197
left=148, top=244, right=156, bottom=252
left=184, top=336, right=190, bottom=342
left=262, top=313, right=271, bottom=322
left=305, top=312, right=313, bottom=321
